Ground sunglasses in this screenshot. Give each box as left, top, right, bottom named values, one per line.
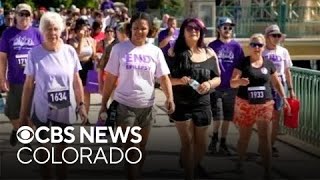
left=18, top=12, right=31, bottom=17
left=249, top=42, right=264, bottom=48
left=222, top=26, right=233, bottom=31
left=106, top=30, right=114, bottom=33
left=271, top=34, right=282, bottom=38
left=186, top=25, right=201, bottom=32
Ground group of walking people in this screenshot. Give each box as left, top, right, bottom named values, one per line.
left=0, top=3, right=295, bottom=180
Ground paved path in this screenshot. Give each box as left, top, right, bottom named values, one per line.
left=0, top=89, right=319, bottom=179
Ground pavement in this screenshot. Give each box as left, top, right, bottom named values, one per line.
left=0, top=89, right=320, bottom=180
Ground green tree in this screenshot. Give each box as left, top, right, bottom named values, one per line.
left=161, top=0, right=184, bottom=17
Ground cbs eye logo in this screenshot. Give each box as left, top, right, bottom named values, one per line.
left=16, top=126, right=34, bottom=144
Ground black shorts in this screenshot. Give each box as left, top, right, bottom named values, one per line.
left=211, top=89, right=237, bottom=121
left=170, top=104, right=212, bottom=127
left=79, top=60, right=94, bottom=86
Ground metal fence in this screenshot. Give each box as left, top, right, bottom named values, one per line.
left=216, top=5, right=320, bottom=38
left=281, top=67, right=320, bottom=147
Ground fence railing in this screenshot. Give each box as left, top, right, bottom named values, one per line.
left=281, top=67, right=320, bottom=147
left=215, top=6, right=320, bottom=38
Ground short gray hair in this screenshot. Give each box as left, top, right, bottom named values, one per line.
left=39, top=12, right=65, bottom=34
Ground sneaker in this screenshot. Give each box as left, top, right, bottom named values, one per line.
left=194, top=164, right=211, bottom=179
left=272, top=146, right=279, bottom=157
left=10, top=130, right=18, bottom=147
left=208, top=139, right=218, bottom=154
left=219, top=144, right=232, bottom=156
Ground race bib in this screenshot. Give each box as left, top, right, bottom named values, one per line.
left=48, top=88, right=71, bottom=109
left=248, top=86, right=266, bottom=104
left=15, top=54, right=28, bottom=67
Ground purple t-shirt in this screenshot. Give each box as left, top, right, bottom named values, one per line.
left=208, top=39, right=244, bottom=89
left=24, top=44, right=82, bottom=124
left=0, top=26, right=43, bottom=84
left=100, top=1, right=114, bottom=11
left=158, top=29, right=179, bottom=56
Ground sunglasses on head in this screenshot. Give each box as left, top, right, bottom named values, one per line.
left=18, top=11, right=31, bottom=17
left=249, top=42, right=264, bottom=48
left=271, top=34, right=282, bottom=38
left=222, top=26, right=233, bottom=31
left=186, top=25, right=201, bottom=32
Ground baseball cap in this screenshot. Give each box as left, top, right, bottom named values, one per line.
left=216, top=17, right=235, bottom=28
left=15, top=3, right=32, bottom=14
left=265, top=24, right=282, bottom=35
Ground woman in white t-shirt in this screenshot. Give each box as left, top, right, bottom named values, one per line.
left=99, top=12, right=175, bottom=179
left=263, top=24, right=296, bottom=157
left=19, top=12, right=88, bottom=179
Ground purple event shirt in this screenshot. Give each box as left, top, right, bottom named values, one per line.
left=100, top=1, right=114, bottom=11
left=208, top=39, right=244, bottom=89
left=158, top=29, right=179, bottom=56
left=0, top=26, right=43, bottom=84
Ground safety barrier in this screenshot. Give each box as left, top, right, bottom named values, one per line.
left=282, top=67, right=320, bottom=147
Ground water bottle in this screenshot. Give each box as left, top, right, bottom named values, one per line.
left=189, top=79, right=200, bottom=93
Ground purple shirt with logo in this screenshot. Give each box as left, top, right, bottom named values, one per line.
left=158, top=29, right=179, bottom=56
left=208, top=39, right=244, bottom=89
left=0, top=26, right=43, bottom=84
left=100, top=1, right=114, bottom=11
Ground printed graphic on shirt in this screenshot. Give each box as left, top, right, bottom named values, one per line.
left=124, top=53, right=154, bottom=71
left=12, top=35, right=35, bottom=50
left=263, top=54, right=282, bottom=73
left=217, top=47, right=234, bottom=72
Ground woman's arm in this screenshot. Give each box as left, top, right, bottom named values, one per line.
left=73, top=72, right=85, bottom=105
left=100, top=72, right=118, bottom=110
left=230, top=69, right=249, bottom=88
left=19, top=75, right=35, bottom=125
left=170, top=76, right=190, bottom=86
left=159, top=75, right=175, bottom=114
left=73, top=72, right=88, bottom=124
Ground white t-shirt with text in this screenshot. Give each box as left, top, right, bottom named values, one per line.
left=105, top=40, right=170, bottom=108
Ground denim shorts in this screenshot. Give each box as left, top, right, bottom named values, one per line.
left=272, top=81, right=286, bottom=111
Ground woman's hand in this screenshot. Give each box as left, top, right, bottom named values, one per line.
left=239, top=78, right=250, bottom=86
left=180, top=76, right=191, bottom=85
left=198, top=81, right=211, bottom=94
left=165, top=99, right=175, bottom=114
left=78, top=105, right=88, bottom=125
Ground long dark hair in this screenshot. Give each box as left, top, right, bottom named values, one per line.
left=127, top=12, right=152, bottom=38
left=173, top=18, right=206, bottom=56
left=171, top=18, right=206, bottom=77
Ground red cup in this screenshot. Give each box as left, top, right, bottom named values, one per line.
left=284, top=98, right=300, bottom=128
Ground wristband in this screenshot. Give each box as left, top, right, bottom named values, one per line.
left=288, top=87, right=293, bottom=91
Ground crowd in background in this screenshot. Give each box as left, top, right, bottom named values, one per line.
left=0, top=1, right=295, bottom=180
